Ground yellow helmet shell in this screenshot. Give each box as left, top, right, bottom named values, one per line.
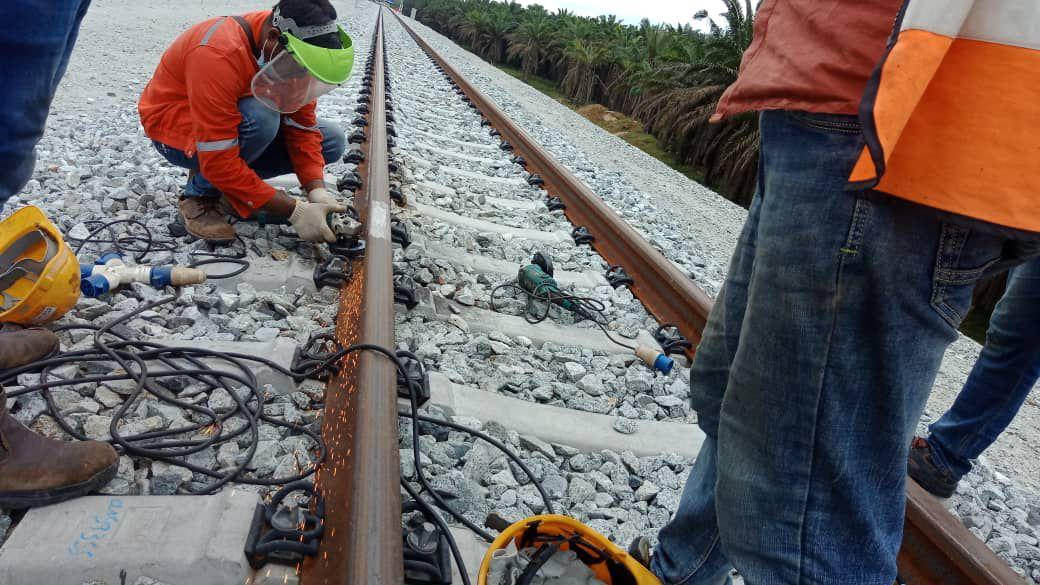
left=478, top=514, right=662, bottom=585
left=0, top=206, right=80, bottom=326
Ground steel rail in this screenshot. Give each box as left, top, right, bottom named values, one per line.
left=302, top=10, right=403, bottom=585
left=394, top=15, right=711, bottom=357
left=393, top=13, right=1025, bottom=585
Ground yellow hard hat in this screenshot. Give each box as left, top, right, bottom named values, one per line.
left=0, top=206, right=81, bottom=326
left=478, top=514, right=661, bottom=585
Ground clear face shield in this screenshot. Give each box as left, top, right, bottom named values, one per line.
left=251, top=14, right=354, bottom=114
left=252, top=50, right=339, bottom=113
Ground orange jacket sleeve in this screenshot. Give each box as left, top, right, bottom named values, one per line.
left=184, top=49, right=276, bottom=217
left=282, top=102, right=327, bottom=188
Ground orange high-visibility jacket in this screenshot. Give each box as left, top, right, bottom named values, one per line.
left=139, top=11, right=326, bottom=217
left=850, top=0, right=1040, bottom=232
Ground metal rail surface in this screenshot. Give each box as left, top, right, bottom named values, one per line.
left=393, top=13, right=1025, bottom=585
left=302, top=11, right=403, bottom=585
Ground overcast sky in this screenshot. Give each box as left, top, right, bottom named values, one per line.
left=517, top=0, right=729, bottom=26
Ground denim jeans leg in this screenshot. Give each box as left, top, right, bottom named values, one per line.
left=927, top=257, right=1040, bottom=479
left=0, top=0, right=92, bottom=208
left=659, top=110, right=1008, bottom=585
left=153, top=97, right=281, bottom=197
left=248, top=119, right=347, bottom=180
left=652, top=178, right=764, bottom=585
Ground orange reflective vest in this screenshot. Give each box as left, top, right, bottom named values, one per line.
left=139, top=11, right=326, bottom=217
left=849, top=1, right=1040, bottom=232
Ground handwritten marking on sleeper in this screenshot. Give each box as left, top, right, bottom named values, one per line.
left=68, top=498, right=124, bottom=559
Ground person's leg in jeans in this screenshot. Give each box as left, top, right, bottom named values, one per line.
left=0, top=0, right=93, bottom=209
left=925, top=258, right=1040, bottom=480
left=154, top=97, right=346, bottom=194
left=651, top=160, right=765, bottom=585
left=652, top=110, right=1009, bottom=585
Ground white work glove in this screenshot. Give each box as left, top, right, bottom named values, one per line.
left=307, top=187, right=338, bottom=205
left=289, top=200, right=348, bottom=243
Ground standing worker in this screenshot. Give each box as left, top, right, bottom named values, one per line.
left=139, top=0, right=353, bottom=244
left=631, top=1, right=1040, bottom=584
left=0, top=0, right=120, bottom=507
left=910, top=258, right=1040, bottom=497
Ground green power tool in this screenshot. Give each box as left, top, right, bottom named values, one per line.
left=514, top=252, right=675, bottom=374
left=517, top=252, right=582, bottom=313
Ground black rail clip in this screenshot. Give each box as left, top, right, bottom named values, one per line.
left=546, top=197, right=566, bottom=212
left=512, top=155, right=527, bottom=168
left=394, top=274, right=419, bottom=310
left=313, top=255, right=352, bottom=291
left=499, top=141, right=514, bottom=152
left=390, top=184, right=406, bottom=205
left=527, top=174, right=545, bottom=187
left=402, top=499, right=453, bottom=584
left=291, top=332, right=342, bottom=382
left=245, top=481, right=325, bottom=570
left=572, top=226, right=594, bottom=245
left=348, top=128, right=367, bottom=144
left=654, top=323, right=693, bottom=356
left=343, top=148, right=365, bottom=164
left=396, top=353, right=430, bottom=407
left=353, top=115, right=368, bottom=127
left=605, top=265, right=634, bottom=289
left=337, top=172, right=363, bottom=192
left=391, top=219, right=412, bottom=249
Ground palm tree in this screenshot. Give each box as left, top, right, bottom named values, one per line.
left=633, top=0, right=759, bottom=202
left=507, top=15, right=555, bottom=80
left=560, top=38, right=608, bottom=103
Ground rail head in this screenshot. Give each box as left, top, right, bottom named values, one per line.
left=302, top=10, right=403, bottom=585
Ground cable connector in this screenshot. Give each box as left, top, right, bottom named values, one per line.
left=79, top=252, right=206, bottom=297
left=635, top=344, right=674, bottom=375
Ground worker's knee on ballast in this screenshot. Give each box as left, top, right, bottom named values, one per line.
left=236, top=97, right=281, bottom=151
left=318, top=121, right=346, bottom=164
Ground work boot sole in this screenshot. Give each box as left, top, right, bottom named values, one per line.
left=182, top=222, right=237, bottom=245
left=0, top=459, right=118, bottom=509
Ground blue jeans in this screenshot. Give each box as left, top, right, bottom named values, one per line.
left=0, top=0, right=92, bottom=209
left=153, top=97, right=346, bottom=197
left=926, top=258, right=1040, bottom=480
left=652, top=110, right=1016, bottom=585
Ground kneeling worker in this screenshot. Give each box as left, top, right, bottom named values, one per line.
left=139, top=0, right=353, bottom=243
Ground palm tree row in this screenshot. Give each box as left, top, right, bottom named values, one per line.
left=399, top=0, right=760, bottom=206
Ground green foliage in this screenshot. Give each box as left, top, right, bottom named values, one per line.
left=413, top=0, right=760, bottom=206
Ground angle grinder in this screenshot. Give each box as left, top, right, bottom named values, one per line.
left=516, top=253, right=674, bottom=374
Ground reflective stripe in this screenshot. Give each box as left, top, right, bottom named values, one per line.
left=200, top=17, right=226, bottom=47
left=283, top=117, right=321, bottom=133
left=196, top=137, right=239, bottom=152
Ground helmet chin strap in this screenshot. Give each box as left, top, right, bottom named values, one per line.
left=271, top=7, right=337, bottom=41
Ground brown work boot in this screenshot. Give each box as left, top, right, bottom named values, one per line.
left=0, top=326, right=59, bottom=370
left=0, top=387, right=119, bottom=508
left=179, top=196, right=236, bottom=243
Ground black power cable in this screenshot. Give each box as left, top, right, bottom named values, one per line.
left=1, top=293, right=328, bottom=493
left=490, top=280, right=639, bottom=352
